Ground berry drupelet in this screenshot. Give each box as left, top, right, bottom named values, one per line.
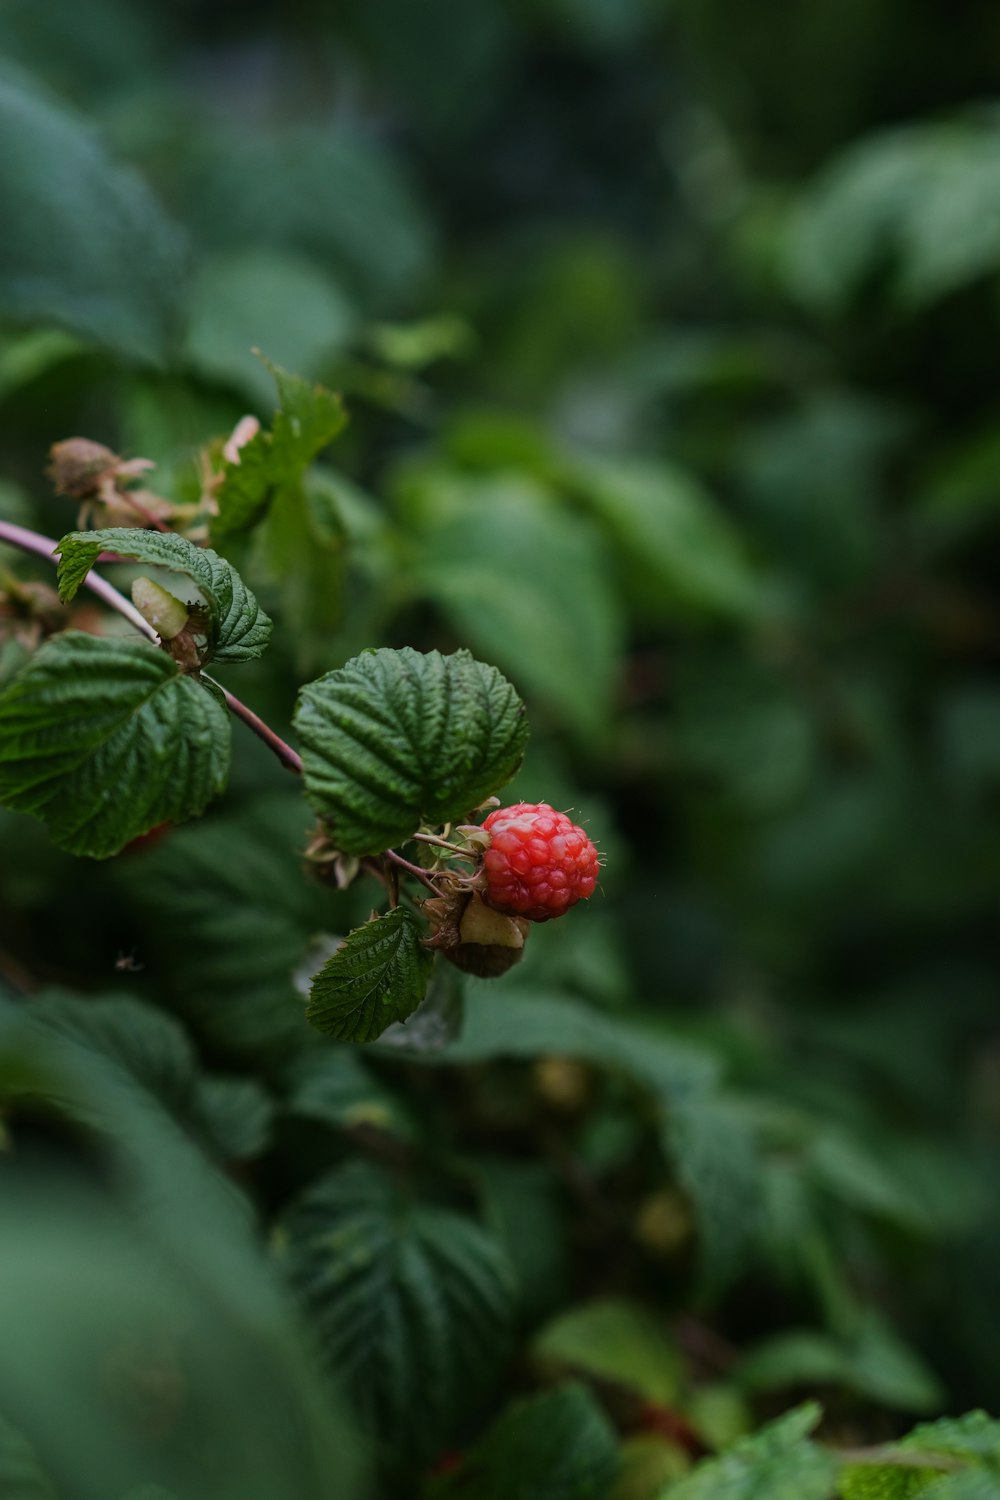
left=481, top=802, right=599, bottom=922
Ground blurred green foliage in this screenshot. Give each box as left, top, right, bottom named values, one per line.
left=2, top=1, right=1000, bottom=1495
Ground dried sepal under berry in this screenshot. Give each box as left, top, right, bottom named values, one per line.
left=423, top=888, right=530, bottom=978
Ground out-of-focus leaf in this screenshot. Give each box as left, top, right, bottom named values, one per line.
left=181, top=125, right=434, bottom=305
left=28, top=991, right=274, bottom=1163
left=736, top=394, right=902, bottom=590
left=0, top=997, right=364, bottom=1500
left=184, top=249, right=357, bottom=405
left=569, top=456, right=763, bottom=619
left=119, top=795, right=324, bottom=1056
left=475, top=1157, right=571, bottom=1324
left=403, top=472, right=622, bottom=737
left=282, top=1046, right=418, bottom=1139
left=532, top=1299, right=683, bottom=1404
left=806, top=1129, right=931, bottom=1231
left=461, top=1383, right=620, bottom=1500
left=427, top=989, right=718, bottom=1103
left=783, top=121, right=1000, bottom=310
left=738, top=1315, right=943, bottom=1414
left=0, top=68, right=186, bottom=362
left=672, top=650, right=818, bottom=814
left=277, top=1159, right=516, bottom=1467
left=0, top=1412, right=56, bottom=1500
left=663, top=1097, right=763, bottom=1292
left=661, top=1404, right=835, bottom=1500
left=194, top=1076, right=275, bottom=1161
left=613, top=1434, right=690, bottom=1499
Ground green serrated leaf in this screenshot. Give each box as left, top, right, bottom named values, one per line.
left=214, top=356, right=347, bottom=538
left=295, top=646, right=528, bottom=856
left=306, top=906, right=433, bottom=1043
left=840, top=1412, right=1000, bottom=1500
left=663, top=1404, right=835, bottom=1500
left=532, top=1298, right=683, bottom=1406
left=467, top=1382, right=620, bottom=1500
left=0, top=632, right=230, bottom=857
left=56, top=528, right=271, bottom=665
left=277, top=1159, right=516, bottom=1467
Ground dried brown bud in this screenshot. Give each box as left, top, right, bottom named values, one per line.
left=48, top=438, right=172, bottom=530
left=48, top=438, right=123, bottom=500
left=0, top=576, right=67, bottom=650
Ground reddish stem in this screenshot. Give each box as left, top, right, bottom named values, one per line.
left=0, top=517, right=303, bottom=776
left=384, top=849, right=438, bottom=892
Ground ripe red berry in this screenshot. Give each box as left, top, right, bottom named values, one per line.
left=481, top=802, right=599, bottom=923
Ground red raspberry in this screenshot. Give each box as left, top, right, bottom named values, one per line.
left=481, top=802, right=599, bottom=923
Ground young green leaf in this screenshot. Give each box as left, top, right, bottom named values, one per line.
left=277, top=1159, right=516, bottom=1467
left=664, top=1404, right=836, bottom=1500
left=840, top=1412, right=1000, bottom=1500
left=305, top=906, right=434, bottom=1043
left=295, top=647, right=528, bottom=856
left=0, top=632, right=230, bottom=857
left=463, top=1383, right=620, bottom=1500
left=532, top=1299, right=683, bottom=1406
left=55, top=528, right=271, bottom=665
left=214, top=357, right=347, bottom=537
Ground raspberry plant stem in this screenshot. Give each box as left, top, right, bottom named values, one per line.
left=384, top=849, right=439, bottom=891
left=410, top=831, right=477, bottom=860
left=0, top=517, right=304, bottom=776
